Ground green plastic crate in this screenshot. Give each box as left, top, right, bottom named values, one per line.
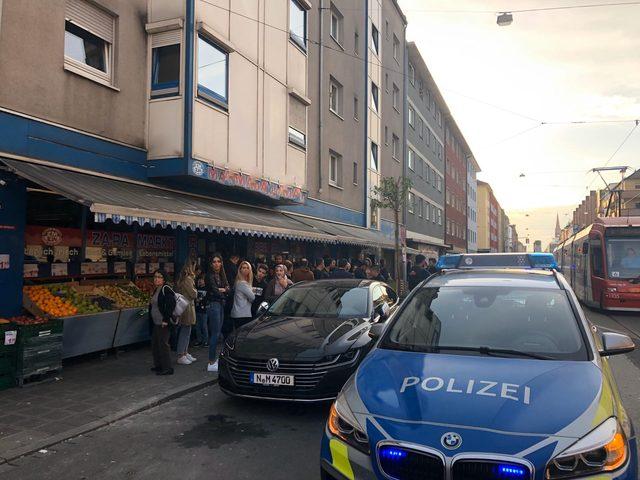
left=0, top=323, right=18, bottom=353
left=15, top=319, right=64, bottom=344
left=0, top=350, right=17, bottom=376
left=0, top=373, right=16, bottom=391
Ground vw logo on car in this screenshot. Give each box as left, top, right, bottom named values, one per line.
left=441, top=432, right=462, bottom=450
left=266, top=358, right=279, bottom=372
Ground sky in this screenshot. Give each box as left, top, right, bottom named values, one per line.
left=399, top=0, right=640, bottom=247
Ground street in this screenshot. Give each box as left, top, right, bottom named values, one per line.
left=1, top=306, right=639, bottom=480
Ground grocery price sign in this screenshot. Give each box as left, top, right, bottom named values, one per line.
left=4, top=330, right=17, bottom=346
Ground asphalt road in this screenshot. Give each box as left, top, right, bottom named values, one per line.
left=2, top=307, right=639, bottom=480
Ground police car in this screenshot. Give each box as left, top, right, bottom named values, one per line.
left=320, top=253, right=637, bottom=480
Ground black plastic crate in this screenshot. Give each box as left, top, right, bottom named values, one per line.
left=0, top=350, right=17, bottom=376
left=15, top=319, right=64, bottom=344
left=0, top=372, right=16, bottom=391
left=0, top=323, right=18, bottom=352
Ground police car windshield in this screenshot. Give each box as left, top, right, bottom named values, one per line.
left=380, top=287, right=589, bottom=361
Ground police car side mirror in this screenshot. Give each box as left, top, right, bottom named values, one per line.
left=256, top=301, right=269, bottom=317
left=599, top=332, right=635, bottom=356
left=368, top=323, right=386, bottom=340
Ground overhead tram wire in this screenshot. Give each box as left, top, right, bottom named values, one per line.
left=585, top=121, right=639, bottom=189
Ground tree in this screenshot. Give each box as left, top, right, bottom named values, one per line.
left=370, top=176, right=413, bottom=293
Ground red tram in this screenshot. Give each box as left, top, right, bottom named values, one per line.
left=554, top=217, right=640, bottom=311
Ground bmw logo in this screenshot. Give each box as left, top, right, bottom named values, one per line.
left=192, top=160, right=205, bottom=176
left=266, top=358, right=279, bottom=372
left=441, top=432, right=462, bottom=450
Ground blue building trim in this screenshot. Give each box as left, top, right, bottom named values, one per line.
left=0, top=110, right=147, bottom=180
left=281, top=198, right=365, bottom=226
left=0, top=173, right=26, bottom=317
left=184, top=0, right=195, bottom=164
left=146, top=157, right=187, bottom=177
left=380, top=219, right=395, bottom=238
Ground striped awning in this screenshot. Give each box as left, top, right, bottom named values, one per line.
left=3, top=159, right=334, bottom=243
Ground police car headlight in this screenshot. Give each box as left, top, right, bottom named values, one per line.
left=328, top=393, right=370, bottom=454
left=546, top=417, right=628, bottom=479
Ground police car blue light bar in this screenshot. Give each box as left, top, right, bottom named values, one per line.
left=435, top=253, right=558, bottom=271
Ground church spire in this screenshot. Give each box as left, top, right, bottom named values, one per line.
left=555, top=213, right=561, bottom=239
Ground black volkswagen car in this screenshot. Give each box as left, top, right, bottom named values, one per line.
left=218, top=279, right=399, bottom=401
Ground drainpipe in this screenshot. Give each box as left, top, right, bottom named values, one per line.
left=363, top=1, right=369, bottom=227
left=184, top=0, right=195, bottom=170
left=317, top=0, right=324, bottom=194
left=401, top=24, right=408, bottom=282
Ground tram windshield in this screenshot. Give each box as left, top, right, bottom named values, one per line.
left=607, top=238, right=640, bottom=279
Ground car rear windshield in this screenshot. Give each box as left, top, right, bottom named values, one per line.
left=268, top=285, right=370, bottom=318
left=380, top=287, right=589, bottom=361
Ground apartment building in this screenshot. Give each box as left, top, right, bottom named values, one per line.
left=403, top=42, right=445, bottom=257
left=477, top=180, right=499, bottom=253
left=466, top=156, right=480, bottom=252
left=444, top=119, right=469, bottom=253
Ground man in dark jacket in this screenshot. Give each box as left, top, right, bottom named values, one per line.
left=251, top=263, right=269, bottom=317
left=408, top=254, right=429, bottom=290
left=292, top=258, right=315, bottom=283
left=329, top=258, right=354, bottom=279
left=313, top=258, right=329, bottom=280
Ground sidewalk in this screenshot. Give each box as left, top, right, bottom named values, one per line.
left=0, top=344, right=217, bottom=464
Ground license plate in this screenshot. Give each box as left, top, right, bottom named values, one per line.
left=250, top=372, right=295, bottom=386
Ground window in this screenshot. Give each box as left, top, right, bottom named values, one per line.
left=288, top=126, right=306, bottom=149
left=427, top=128, right=431, bottom=146
left=370, top=142, right=379, bottom=171
left=393, top=34, right=399, bottom=62
left=418, top=79, right=424, bottom=97
left=354, top=30, right=359, bottom=55
left=409, top=62, right=415, bottom=85
left=438, top=208, right=442, bottom=225
left=437, top=175, right=442, bottom=191
left=408, top=192, right=415, bottom=214
left=426, top=165, right=431, bottom=184
left=408, top=106, right=415, bottom=128
left=385, top=73, right=389, bottom=92
left=437, top=108, right=442, bottom=127
left=392, top=84, right=400, bottom=111
left=353, top=162, right=358, bottom=185
left=64, top=0, right=114, bottom=87
left=408, top=148, right=415, bottom=171
left=425, top=202, right=430, bottom=220
left=151, top=43, right=180, bottom=96
left=418, top=117, right=423, bottom=138
left=392, top=134, right=399, bottom=159
left=290, top=0, right=307, bottom=50
left=591, top=240, right=604, bottom=277
left=197, top=35, right=228, bottom=105
left=329, top=77, right=343, bottom=116
left=353, top=96, right=359, bottom=120
left=418, top=198, right=423, bottom=217
left=385, top=20, right=389, bottom=39
left=330, top=5, right=343, bottom=45
left=384, top=126, right=389, bottom=145
left=329, top=151, right=343, bottom=187
left=371, top=82, right=379, bottom=113
left=371, top=24, right=379, bottom=55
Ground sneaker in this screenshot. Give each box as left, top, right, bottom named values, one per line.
left=186, top=353, right=197, bottom=362
left=207, top=361, right=219, bottom=373
left=177, top=356, right=192, bottom=365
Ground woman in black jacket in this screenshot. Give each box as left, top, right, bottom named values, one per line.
left=205, top=255, right=230, bottom=373
left=149, top=270, right=176, bottom=375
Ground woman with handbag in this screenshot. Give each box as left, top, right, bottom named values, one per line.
left=175, top=261, right=198, bottom=366
left=149, top=270, right=176, bottom=376
left=230, top=261, right=256, bottom=331
left=205, top=255, right=230, bottom=373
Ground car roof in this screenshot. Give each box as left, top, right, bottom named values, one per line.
left=425, top=268, right=561, bottom=289
left=296, top=279, right=377, bottom=288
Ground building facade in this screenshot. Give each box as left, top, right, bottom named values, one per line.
left=444, top=119, right=468, bottom=253
left=477, top=180, right=499, bottom=253
left=403, top=42, right=445, bottom=257
left=466, top=156, right=479, bottom=252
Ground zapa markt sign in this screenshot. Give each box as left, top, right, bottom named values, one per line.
left=191, top=160, right=305, bottom=203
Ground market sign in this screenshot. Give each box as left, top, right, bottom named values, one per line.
left=137, top=234, right=175, bottom=258
left=88, top=231, right=134, bottom=248
left=191, top=160, right=305, bottom=203
left=25, top=226, right=82, bottom=247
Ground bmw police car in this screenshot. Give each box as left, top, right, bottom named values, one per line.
left=320, top=253, right=637, bottom=480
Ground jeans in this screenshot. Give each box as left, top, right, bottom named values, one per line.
left=207, top=302, right=224, bottom=362
left=177, top=325, right=192, bottom=355
left=195, top=311, right=208, bottom=343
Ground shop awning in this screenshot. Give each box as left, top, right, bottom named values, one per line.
left=285, top=214, right=396, bottom=249
left=3, top=159, right=334, bottom=243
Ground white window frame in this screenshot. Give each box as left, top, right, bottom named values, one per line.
left=371, top=81, right=379, bottom=113
left=392, top=134, right=399, bottom=160
left=64, top=2, right=116, bottom=88
left=289, top=0, right=307, bottom=51
left=425, top=202, right=430, bottom=221
left=392, top=84, right=399, bottom=111
left=408, top=148, right=415, bottom=171
left=393, top=34, right=399, bottom=62
left=408, top=106, right=415, bottom=128
left=330, top=4, right=343, bottom=46
left=288, top=126, right=306, bottom=150
left=329, top=76, right=343, bottom=117
left=329, top=151, right=343, bottom=187
left=418, top=197, right=423, bottom=218
left=353, top=161, right=358, bottom=185
left=371, top=23, right=379, bottom=55
left=370, top=141, right=379, bottom=171
left=409, top=62, right=415, bottom=85
left=408, top=192, right=415, bottom=214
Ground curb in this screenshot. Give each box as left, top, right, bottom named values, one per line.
left=0, top=378, right=218, bottom=466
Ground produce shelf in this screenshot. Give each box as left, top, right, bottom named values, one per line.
left=113, top=308, right=150, bottom=347
left=62, top=311, right=120, bottom=359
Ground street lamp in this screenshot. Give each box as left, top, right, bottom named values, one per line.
left=497, top=12, right=513, bottom=26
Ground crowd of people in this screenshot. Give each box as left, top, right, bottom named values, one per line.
left=147, top=252, right=393, bottom=376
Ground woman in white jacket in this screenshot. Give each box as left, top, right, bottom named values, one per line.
left=230, top=261, right=256, bottom=331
